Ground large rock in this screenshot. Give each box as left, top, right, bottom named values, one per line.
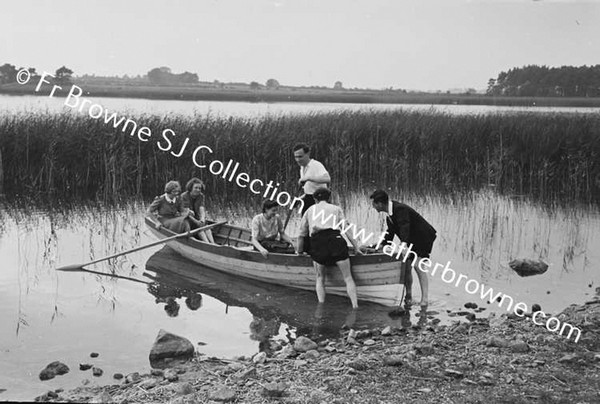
left=39, top=361, right=70, bottom=381
left=293, top=336, right=318, bottom=352
left=509, top=259, right=548, bottom=277
left=149, top=330, right=195, bottom=366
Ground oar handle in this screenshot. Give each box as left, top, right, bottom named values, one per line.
left=283, top=186, right=304, bottom=231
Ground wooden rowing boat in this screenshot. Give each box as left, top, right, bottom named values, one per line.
left=145, top=217, right=406, bottom=306
left=144, top=246, right=410, bottom=337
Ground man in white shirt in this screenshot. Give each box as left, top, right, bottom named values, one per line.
left=297, top=187, right=364, bottom=308
left=293, top=143, right=331, bottom=215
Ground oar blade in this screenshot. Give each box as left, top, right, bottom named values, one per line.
left=56, top=264, right=85, bottom=272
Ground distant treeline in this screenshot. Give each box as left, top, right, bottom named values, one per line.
left=0, top=110, right=598, bottom=204
left=488, top=65, right=600, bottom=97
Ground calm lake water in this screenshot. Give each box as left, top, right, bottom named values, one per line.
left=0, top=96, right=599, bottom=401
left=1, top=94, right=600, bottom=117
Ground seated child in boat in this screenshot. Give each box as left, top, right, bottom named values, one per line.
left=251, top=199, right=297, bottom=258
left=147, top=180, right=190, bottom=233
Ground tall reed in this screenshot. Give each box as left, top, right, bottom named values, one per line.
left=0, top=109, right=598, bottom=203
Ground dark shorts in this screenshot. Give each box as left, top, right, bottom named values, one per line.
left=413, top=233, right=436, bottom=258
left=309, top=229, right=349, bottom=266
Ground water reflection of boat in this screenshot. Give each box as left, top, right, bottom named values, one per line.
left=144, top=246, right=411, bottom=338
left=145, top=218, right=406, bottom=306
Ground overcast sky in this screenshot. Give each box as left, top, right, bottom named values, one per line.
left=2, top=0, right=599, bottom=91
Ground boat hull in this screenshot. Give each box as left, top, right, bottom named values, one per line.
left=145, top=218, right=406, bottom=306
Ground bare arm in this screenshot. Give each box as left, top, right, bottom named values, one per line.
left=251, top=236, right=269, bottom=258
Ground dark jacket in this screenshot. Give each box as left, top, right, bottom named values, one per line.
left=384, top=201, right=437, bottom=253
left=180, top=191, right=205, bottom=220
left=147, top=194, right=184, bottom=219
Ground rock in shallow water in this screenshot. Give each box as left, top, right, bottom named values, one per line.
left=149, top=329, right=195, bottom=366
left=509, top=259, right=548, bottom=277
left=39, top=361, right=70, bottom=381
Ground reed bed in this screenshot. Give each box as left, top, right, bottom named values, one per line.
left=0, top=109, right=598, bottom=203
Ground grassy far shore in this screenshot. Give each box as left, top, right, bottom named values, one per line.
left=3, top=82, right=600, bottom=107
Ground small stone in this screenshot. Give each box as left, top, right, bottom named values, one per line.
left=151, top=369, right=164, bottom=377
left=346, top=359, right=368, bottom=371
left=209, top=386, right=236, bottom=402
left=363, top=339, right=376, bottom=346
left=225, top=363, right=244, bottom=372
left=90, top=352, right=99, bottom=358
left=164, top=368, right=179, bottom=382
left=81, top=379, right=90, bottom=385
left=464, top=302, right=478, bottom=309
left=79, top=363, right=93, bottom=371
left=415, top=343, right=434, bottom=355
left=54, top=388, right=64, bottom=393
left=293, top=359, right=308, bottom=367
left=176, top=382, right=195, bottom=395
left=302, top=349, right=320, bottom=359
left=383, top=355, right=404, bottom=367
left=509, top=341, right=530, bottom=353
left=482, top=372, right=493, bottom=379
left=465, top=313, right=476, bottom=322
left=356, top=330, right=372, bottom=339
left=594, top=354, right=600, bottom=362
left=381, top=326, right=392, bottom=336
left=486, top=337, right=510, bottom=348
left=346, top=336, right=359, bottom=345
left=113, top=373, right=123, bottom=380
left=46, top=391, right=58, bottom=399
left=125, top=372, right=142, bottom=384
left=139, top=378, right=158, bottom=389
left=293, top=336, right=318, bottom=352
left=90, top=391, right=111, bottom=403
left=532, top=304, right=542, bottom=313
left=252, top=351, right=267, bottom=364
left=276, top=344, right=296, bottom=359
left=444, top=369, right=464, bottom=378
left=232, top=367, right=257, bottom=381
left=558, top=353, right=578, bottom=363
left=534, top=360, right=546, bottom=366
left=262, top=382, right=287, bottom=398
left=92, top=367, right=103, bottom=377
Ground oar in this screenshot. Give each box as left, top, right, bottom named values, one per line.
left=56, top=220, right=227, bottom=273
left=283, top=186, right=304, bottom=231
